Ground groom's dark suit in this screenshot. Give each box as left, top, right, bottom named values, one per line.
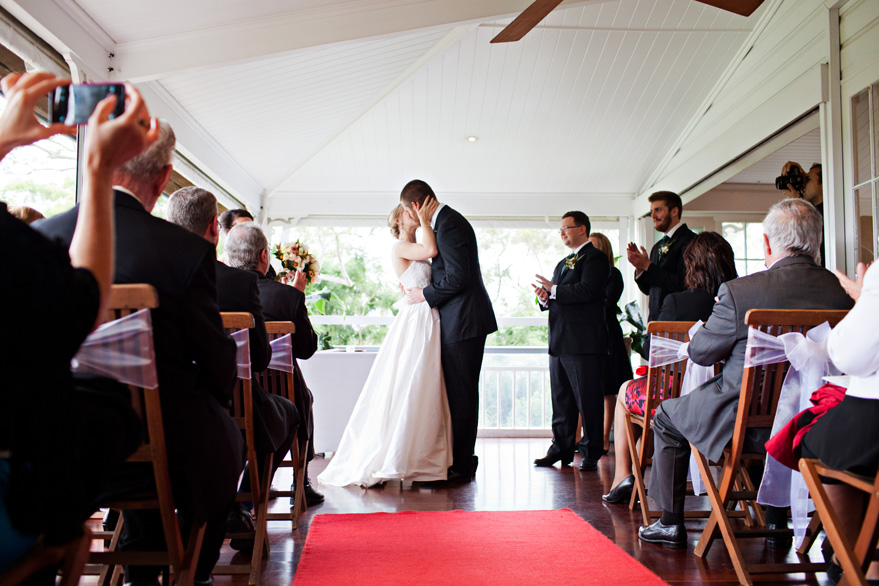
left=540, top=242, right=610, bottom=461
left=422, top=205, right=497, bottom=477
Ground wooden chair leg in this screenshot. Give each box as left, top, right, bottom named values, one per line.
left=173, top=521, right=205, bottom=586
left=693, top=448, right=722, bottom=558
left=58, top=527, right=92, bottom=586
left=248, top=453, right=274, bottom=585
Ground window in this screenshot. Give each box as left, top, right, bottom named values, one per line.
left=0, top=93, right=77, bottom=217
left=722, top=221, right=765, bottom=276
left=852, top=85, right=879, bottom=264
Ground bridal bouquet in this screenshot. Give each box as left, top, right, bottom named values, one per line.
left=273, top=240, right=321, bottom=287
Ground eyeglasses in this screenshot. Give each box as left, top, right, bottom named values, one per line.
left=559, top=225, right=582, bottom=233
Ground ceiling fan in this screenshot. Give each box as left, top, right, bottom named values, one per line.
left=490, top=0, right=764, bottom=43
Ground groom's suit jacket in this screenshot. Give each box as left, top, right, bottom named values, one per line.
left=422, top=205, right=497, bottom=345
left=635, top=223, right=696, bottom=323
left=540, top=242, right=609, bottom=356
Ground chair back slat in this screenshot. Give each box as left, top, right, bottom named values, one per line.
left=641, top=321, right=696, bottom=418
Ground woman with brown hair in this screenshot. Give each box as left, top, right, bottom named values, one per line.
left=601, top=231, right=737, bottom=504
left=589, top=232, right=633, bottom=454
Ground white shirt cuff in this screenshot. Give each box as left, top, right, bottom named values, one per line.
left=550, top=285, right=557, bottom=299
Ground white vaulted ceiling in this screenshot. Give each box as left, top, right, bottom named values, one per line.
left=2, top=0, right=766, bottom=220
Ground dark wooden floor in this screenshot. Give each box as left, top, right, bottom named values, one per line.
left=92, top=438, right=834, bottom=585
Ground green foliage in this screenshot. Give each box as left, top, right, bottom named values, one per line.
left=0, top=177, right=75, bottom=217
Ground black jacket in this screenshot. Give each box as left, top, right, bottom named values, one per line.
left=635, top=223, right=696, bottom=322
left=422, top=206, right=498, bottom=344
left=36, top=191, right=243, bottom=521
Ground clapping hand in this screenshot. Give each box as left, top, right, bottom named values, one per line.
left=626, top=242, right=650, bottom=271
left=834, top=262, right=869, bottom=302
left=534, top=274, right=553, bottom=290
left=532, top=283, right=549, bottom=303
left=292, top=268, right=307, bottom=293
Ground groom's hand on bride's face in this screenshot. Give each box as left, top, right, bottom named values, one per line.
left=406, top=287, right=426, bottom=304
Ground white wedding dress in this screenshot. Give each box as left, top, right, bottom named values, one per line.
left=317, top=251, right=453, bottom=487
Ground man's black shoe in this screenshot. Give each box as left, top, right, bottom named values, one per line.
left=304, top=480, right=325, bottom=505
left=578, top=457, right=599, bottom=471
left=765, top=523, right=793, bottom=550
left=446, top=469, right=472, bottom=484
left=638, top=520, right=687, bottom=549
left=602, top=475, right=634, bottom=504
left=227, top=503, right=255, bottom=551
left=533, top=453, right=573, bottom=467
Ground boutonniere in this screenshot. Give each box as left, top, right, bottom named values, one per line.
left=658, top=240, right=673, bottom=257
left=564, top=255, right=582, bottom=270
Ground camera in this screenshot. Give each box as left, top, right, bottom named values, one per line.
left=775, top=165, right=805, bottom=193
left=48, top=83, right=125, bottom=125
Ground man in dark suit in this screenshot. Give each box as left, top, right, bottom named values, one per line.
left=639, top=199, right=853, bottom=549
left=401, top=180, right=498, bottom=483
left=533, top=212, right=609, bottom=471
left=166, top=187, right=300, bottom=547
left=36, top=122, right=243, bottom=586
left=627, top=191, right=696, bottom=324
left=223, top=222, right=324, bottom=505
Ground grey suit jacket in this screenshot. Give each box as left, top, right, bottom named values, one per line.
left=662, top=255, right=853, bottom=462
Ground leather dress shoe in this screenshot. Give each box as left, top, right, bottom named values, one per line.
left=227, top=502, right=255, bottom=551
left=602, top=475, right=635, bottom=504
left=304, top=480, right=325, bottom=505
left=533, top=453, right=573, bottom=467
left=765, top=523, right=793, bottom=550
left=446, top=469, right=472, bottom=484
left=638, top=520, right=687, bottom=549
left=579, top=457, right=598, bottom=471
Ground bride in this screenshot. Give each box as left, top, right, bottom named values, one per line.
left=317, top=196, right=453, bottom=487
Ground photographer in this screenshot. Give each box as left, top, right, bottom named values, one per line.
left=779, top=161, right=824, bottom=266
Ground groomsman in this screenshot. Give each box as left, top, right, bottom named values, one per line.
left=533, top=212, right=609, bottom=471
left=626, top=191, right=696, bottom=324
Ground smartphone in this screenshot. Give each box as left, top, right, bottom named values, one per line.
left=48, top=83, right=125, bottom=125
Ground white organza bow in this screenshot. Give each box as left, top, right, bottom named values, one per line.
left=268, top=334, right=294, bottom=373
left=71, top=309, right=158, bottom=389
left=747, top=322, right=837, bottom=546
left=230, top=329, right=251, bottom=380
left=649, top=321, right=714, bottom=494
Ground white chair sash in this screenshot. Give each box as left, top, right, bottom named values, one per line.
left=230, top=329, right=251, bottom=380
left=268, top=334, right=294, bottom=373
left=748, top=322, right=838, bottom=546
left=71, top=309, right=158, bottom=389
left=648, top=322, right=714, bottom=494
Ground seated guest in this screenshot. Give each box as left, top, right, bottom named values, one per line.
left=0, top=72, right=151, bottom=582
left=37, top=121, right=243, bottom=585
left=798, top=260, right=879, bottom=583
left=6, top=204, right=44, bottom=224
left=588, top=232, right=634, bottom=454
left=224, top=222, right=324, bottom=505
left=638, top=199, right=853, bottom=549
left=603, top=231, right=736, bottom=504
left=167, top=186, right=300, bottom=548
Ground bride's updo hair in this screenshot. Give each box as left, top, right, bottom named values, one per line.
left=388, top=204, right=405, bottom=238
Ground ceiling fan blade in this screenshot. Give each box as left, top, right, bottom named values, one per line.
left=490, top=0, right=565, bottom=44
left=694, top=0, right=764, bottom=17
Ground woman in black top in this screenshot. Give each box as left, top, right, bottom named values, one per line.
left=589, top=233, right=633, bottom=453
left=602, top=231, right=737, bottom=504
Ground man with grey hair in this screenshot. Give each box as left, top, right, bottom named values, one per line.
left=225, top=222, right=323, bottom=505
left=639, top=198, right=852, bottom=550
left=167, top=187, right=300, bottom=549
left=37, top=122, right=243, bottom=586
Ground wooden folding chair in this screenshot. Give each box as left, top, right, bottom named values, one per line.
left=213, top=312, right=272, bottom=585
left=0, top=525, right=91, bottom=586
left=800, top=457, right=879, bottom=585
left=691, top=308, right=849, bottom=586
left=256, top=321, right=308, bottom=529
left=624, top=320, right=695, bottom=525
left=88, top=284, right=205, bottom=586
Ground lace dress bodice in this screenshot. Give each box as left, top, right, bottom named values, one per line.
left=399, top=260, right=432, bottom=289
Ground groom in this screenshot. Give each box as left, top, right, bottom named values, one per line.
left=402, top=179, right=497, bottom=483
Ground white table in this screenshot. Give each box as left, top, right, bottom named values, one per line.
left=298, top=350, right=377, bottom=453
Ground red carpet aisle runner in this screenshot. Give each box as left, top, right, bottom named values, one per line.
left=291, top=509, right=670, bottom=586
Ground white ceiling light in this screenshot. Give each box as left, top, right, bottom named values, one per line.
left=466, top=136, right=479, bottom=142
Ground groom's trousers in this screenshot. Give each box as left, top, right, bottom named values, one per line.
left=441, top=335, right=487, bottom=476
